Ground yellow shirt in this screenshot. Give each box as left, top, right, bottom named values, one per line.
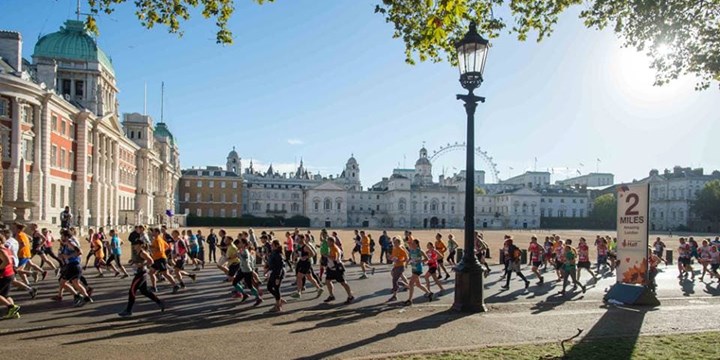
left=226, top=243, right=240, bottom=265
left=361, top=235, right=370, bottom=255
left=92, top=237, right=104, bottom=259
left=392, top=247, right=407, bottom=268
left=18, top=232, right=31, bottom=259
left=150, top=235, right=167, bottom=260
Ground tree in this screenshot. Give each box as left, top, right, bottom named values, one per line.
left=83, top=0, right=719, bottom=89
left=475, top=186, right=486, bottom=195
left=590, top=193, right=616, bottom=226
left=692, top=180, right=720, bottom=225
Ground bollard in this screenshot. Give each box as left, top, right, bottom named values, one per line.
left=521, top=249, right=528, bottom=264
left=456, top=248, right=464, bottom=263
left=499, top=249, right=505, bottom=265
left=665, top=250, right=673, bottom=265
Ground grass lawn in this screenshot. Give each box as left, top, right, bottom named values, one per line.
left=390, top=331, right=720, bottom=360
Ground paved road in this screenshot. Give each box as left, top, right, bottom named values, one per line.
left=2, top=261, right=719, bottom=359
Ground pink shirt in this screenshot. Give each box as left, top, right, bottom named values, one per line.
left=578, top=243, right=589, bottom=262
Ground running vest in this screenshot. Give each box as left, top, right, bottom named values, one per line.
left=2, top=247, right=15, bottom=277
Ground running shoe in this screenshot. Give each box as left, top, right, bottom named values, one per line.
left=189, top=274, right=197, bottom=282
left=386, top=296, right=397, bottom=302
left=359, top=274, right=368, bottom=280
left=316, top=288, right=324, bottom=298
left=41, top=270, right=48, bottom=281
left=444, top=274, right=450, bottom=280
left=96, top=273, right=104, bottom=278
left=151, top=287, right=158, bottom=293
left=525, top=281, right=530, bottom=289
left=500, top=285, right=509, bottom=290
left=344, top=296, right=355, bottom=305
left=118, top=310, right=132, bottom=318
left=3, top=311, right=20, bottom=320
left=323, top=296, right=336, bottom=303
left=232, top=292, right=244, bottom=299
left=253, top=298, right=263, bottom=307
left=29, top=287, right=38, bottom=299
left=87, top=287, right=94, bottom=297
left=427, top=292, right=434, bottom=301
left=371, top=268, right=376, bottom=276
left=158, top=300, right=166, bottom=312
left=120, top=274, right=129, bottom=279
left=403, top=300, right=412, bottom=306
left=291, top=292, right=301, bottom=298
left=172, top=285, right=180, bottom=294
left=241, top=293, right=249, bottom=303
left=7, top=305, right=21, bottom=317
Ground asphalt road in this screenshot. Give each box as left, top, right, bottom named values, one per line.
left=2, top=261, right=719, bottom=360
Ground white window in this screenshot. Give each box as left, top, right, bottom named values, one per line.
left=60, top=149, right=66, bottom=169
left=196, top=208, right=202, bottom=217
left=68, top=151, right=74, bottom=170
left=197, top=181, right=202, bottom=187
left=60, top=185, right=65, bottom=206
left=209, top=181, right=214, bottom=188
left=51, top=145, right=58, bottom=167
left=221, top=181, right=226, bottom=189
left=50, top=184, right=56, bottom=207
left=232, top=194, right=238, bottom=203
left=196, top=193, right=201, bottom=202
left=231, top=209, right=237, bottom=217
left=184, top=193, right=190, bottom=202
left=221, top=193, right=226, bottom=203
left=232, top=182, right=238, bottom=189
left=220, top=209, right=226, bottom=218
left=185, top=181, right=190, bottom=186
left=208, top=208, right=214, bottom=217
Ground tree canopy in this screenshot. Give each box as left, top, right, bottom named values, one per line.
left=692, top=180, right=720, bottom=224
left=84, top=0, right=719, bottom=89
left=590, top=193, right=616, bottom=226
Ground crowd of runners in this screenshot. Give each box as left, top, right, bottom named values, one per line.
left=1, top=222, right=719, bottom=319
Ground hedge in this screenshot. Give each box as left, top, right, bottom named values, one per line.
left=186, top=215, right=310, bottom=227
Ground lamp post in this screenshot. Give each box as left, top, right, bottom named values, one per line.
left=452, top=21, right=489, bottom=313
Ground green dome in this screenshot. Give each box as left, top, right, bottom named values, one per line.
left=33, top=20, right=115, bottom=75
left=154, top=122, right=176, bottom=145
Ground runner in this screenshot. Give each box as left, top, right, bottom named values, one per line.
left=106, top=229, right=129, bottom=278
left=0, top=236, right=21, bottom=319
left=576, top=237, right=596, bottom=281
left=265, top=240, right=286, bottom=313
left=60, top=206, right=72, bottom=229
left=57, top=230, right=94, bottom=307
left=15, top=223, right=46, bottom=283
left=474, top=232, right=491, bottom=277
left=148, top=228, right=180, bottom=293
left=446, top=234, right=458, bottom=266
left=595, top=237, right=609, bottom=274
left=2, top=229, right=37, bottom=299
left=405, top=239, right=432, bottom=305
left=284, top=231, right=295, bottom=271
left=434, top=233, right=451, bottom=280
left=319, top=229, right=330, bottom=279
left=82, top=228, right=97, bottom=270
left=677, top=237, right=694, bottom=280
left=699, top=239, right=712, bottom=282
left=607, top=236, right=618, bottom=272
left=39, top=228, right=63, bottom=272
left=118, top=237, right=166, bottom=317
left=501, top=238, right=530, bottom=290
left=554, top=238, right=565, bottom=282
left=358, top=231, right=375, bottom=279
left=196, top=230, right=206, bottom=267
left=387, top=237, right=409, bottom=303
left=324, top=236, right=355, bottom=304
left=351, top=229, right=361, bottom=265
left=235, top=238, right=263, bottom=306
left=187, top=230, right=204, bottom=271
left=291, top=235, right=323, bottom=298
left=226, top=235, right=244, bottom=296
left=653, top=237, right=666, bottom=260
left=216, top=229, right=229, bottom=277
left=542, top=236, right=553, bottom=270
left=648, top=246, right=666, bottom=293
left=171, top=230, right=196, bottom=289
left=560, top=242, right=586, bottom=296
left=708, top=245, right=719, bottom=282
left=29, top=224, right=57, bottom=272
left=89, top=230, right=106, bottom=277
left=423, top=242, right=445, bottom=293
left=528, top=236, right=544, bottom=285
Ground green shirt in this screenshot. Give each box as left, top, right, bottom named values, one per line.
left=320, top=240, right=329, bottom=256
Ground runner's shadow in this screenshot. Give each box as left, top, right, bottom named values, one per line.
left=294, top=309, right=471, bottom=360
left=680, top=279, right=695, bottom=296
left=702, top=283, right=720, bottom=296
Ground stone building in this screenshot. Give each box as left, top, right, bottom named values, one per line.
left=178, top=166, right=242, bottom=219
left=0, top=20, right=179, bottom=227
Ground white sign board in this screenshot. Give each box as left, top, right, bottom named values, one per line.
left=616, top=183, right=650, bottom=285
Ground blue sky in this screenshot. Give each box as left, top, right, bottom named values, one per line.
left=2, top=0, right=717, bottom=187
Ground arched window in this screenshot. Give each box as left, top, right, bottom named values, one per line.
left=324, top=198, right=332, bottom=211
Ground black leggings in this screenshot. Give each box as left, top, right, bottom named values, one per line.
left=267, top=274, right=283, bottom=301
left=39, top=248, right=62, bottom=267
left=125, top=270, right=161, bottom=312
left=106, top=254, right=122, bottom=269
left=208, top=246, right=216, bottom=262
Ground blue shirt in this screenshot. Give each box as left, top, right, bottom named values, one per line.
left=111, top=236, right=121, bottom=255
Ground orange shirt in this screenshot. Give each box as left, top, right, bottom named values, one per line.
left=361, top=235, right=371, bottom=255
left=150, top=235, right=168, bottom=260
left=17, top=232, right=31, bottom=259
left=435, top=240, right=447, bottom=255
left=91, top=237, right=104, bottom=259
left=392, top=246, right=408, bottom=268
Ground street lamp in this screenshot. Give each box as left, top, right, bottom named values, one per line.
left=452, top=21, right=489, bottom=313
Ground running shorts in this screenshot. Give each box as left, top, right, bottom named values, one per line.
left=577, top=261, right=591, bottom=269
left=62, top=263, right=82, bottom=281
left=326, top=269, right=345, bottom=283
left=151, top=258, right=168, bottom=272
left=360, top=254, right=371, bottom=264
left=0, top=275, right=14, bottom=297
left=296, top=260, right=312, bottom=275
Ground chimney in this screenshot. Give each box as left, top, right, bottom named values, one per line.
left=0, top=31, right=22, bottom=72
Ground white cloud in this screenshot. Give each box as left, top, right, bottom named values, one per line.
left=287, top=139, right=304, bottom=145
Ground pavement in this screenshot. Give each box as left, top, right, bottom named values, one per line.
left=1, top=260, right=719, bottom=360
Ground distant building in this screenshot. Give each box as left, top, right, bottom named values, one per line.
left=179, top=165, right=242, bottom=219
left=556, top=173, right=614, bottom=188
left=501, top=171, right=551, bottom=189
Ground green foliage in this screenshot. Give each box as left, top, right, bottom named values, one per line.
left=187, top=214, right=310, bottom=227
left=692, top=180, right=720, bottom=223
left=475, top=186, right=486, bottom=195
left=590, top=193, right=617, bottom=225
left=82, top=0, right=719, bottom=89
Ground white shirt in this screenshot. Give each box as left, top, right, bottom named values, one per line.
left=4, top=237, right=19, bottom=266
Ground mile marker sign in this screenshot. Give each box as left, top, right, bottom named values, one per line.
left=616, top=183, right=650, bottom=285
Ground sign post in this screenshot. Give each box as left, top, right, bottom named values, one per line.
left=604, top=183, right=659, bottom=306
